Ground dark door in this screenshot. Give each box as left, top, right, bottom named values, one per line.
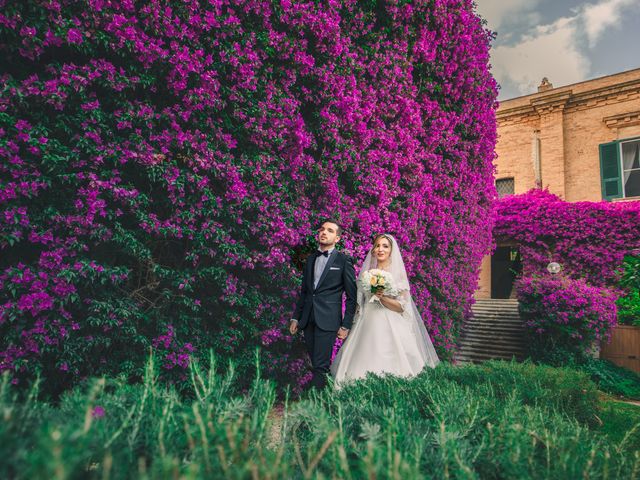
left=491, top=247, right=522, bottom=299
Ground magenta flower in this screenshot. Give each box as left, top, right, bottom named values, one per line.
left=66, top=28, right=83, bottom=45
left=92, top=406, right=105, bottom=418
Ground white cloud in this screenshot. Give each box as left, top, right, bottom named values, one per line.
left=485, top=0, right=639, bottom=99
left=581, top=0, right=637, bottom=46
left=492, top=16, right=590, bottom=97
left=474, top=0, right=541, bottom=31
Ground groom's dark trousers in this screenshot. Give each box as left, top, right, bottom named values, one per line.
left=302, top=311, right=338, bottom=389
left=292, top=250, right=357, bottom=389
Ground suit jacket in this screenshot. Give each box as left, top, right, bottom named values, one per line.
left=292, top=250, right=357, bottom=331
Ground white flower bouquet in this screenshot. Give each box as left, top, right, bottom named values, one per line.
left=360, top=269, right=398, bottom=303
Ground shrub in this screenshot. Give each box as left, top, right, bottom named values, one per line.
left=580, top=356, right=640, bottom=400
left=0, top=0, right=498, bottom=394
left=516, top=275, right=618, bottom=362
left=431, top=359, right=601, bottom=424
left=617, top=254, right=640, bottom=326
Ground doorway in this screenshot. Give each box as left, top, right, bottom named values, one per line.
left=491, top=246, right=522, bottom=299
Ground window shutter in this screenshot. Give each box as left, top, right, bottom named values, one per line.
left=599, top=141, right=622, bottom=200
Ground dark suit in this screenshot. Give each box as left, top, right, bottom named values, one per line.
left=292, top=250, right=357, bottom=389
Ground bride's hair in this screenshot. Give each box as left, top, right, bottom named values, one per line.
left=371, top=234, right=394, bottom=253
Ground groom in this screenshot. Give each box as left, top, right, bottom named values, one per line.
left=290, top=219, right=357, bottom=389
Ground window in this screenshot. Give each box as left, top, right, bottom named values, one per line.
left=599, top=137, right=640, bottom=200
left=495, top=177, right=514, bottom=198
left=621, top=139, right=640, bottom=198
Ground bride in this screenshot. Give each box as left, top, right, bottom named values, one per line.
left=330, top=234, right=439, bottom=387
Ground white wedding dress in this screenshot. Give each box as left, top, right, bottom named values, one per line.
left=330, top=236, right=439, bottom=388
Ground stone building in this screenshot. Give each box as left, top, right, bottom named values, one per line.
left=476, top=68, right=640, bottom=299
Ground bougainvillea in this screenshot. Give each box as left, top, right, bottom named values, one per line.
left=494, top=190, right=640, bottom=287
left=516, top=275, right=618, bottom=360
left=0, top=0, right=497, bottom=393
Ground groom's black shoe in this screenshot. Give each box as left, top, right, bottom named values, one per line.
left=310, top=369, right=329, bottom=390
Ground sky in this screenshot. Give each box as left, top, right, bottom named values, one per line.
left=475, top=0, right=640, bottom=100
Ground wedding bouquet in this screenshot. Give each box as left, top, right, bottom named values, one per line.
left=361, top=269, right=398, bottom=303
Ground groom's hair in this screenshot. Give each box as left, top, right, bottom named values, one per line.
left=318, top=218, right=343, bottom=236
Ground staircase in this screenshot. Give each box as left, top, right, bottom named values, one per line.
left=454, top=299, right=526, bottom=363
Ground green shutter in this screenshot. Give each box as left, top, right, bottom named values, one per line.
left=599, top=141, right=622, bottom=201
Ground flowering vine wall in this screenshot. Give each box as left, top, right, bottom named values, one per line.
left=493, top=190, right=640, bottom=288
left=0, top=0, right=497, bottom=392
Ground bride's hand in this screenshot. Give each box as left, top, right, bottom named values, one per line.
left=374, top=288, right=385, bottom=299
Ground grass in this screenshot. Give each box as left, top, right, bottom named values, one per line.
left=1, top=354, right=639, bottom=478
left=598, top=397, right=640, bottom=454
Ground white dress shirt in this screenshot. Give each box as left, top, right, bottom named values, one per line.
left=313, top=247, right=334, bottom=289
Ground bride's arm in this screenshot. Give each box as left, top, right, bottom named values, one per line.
left=377, top=290, right=405, bottom=313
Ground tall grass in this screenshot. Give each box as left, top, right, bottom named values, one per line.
left=300, top=361, right=640, bottom=478
left=1, top=355, right=639, bottom=478
left=0, top=351, right=289, bottom=479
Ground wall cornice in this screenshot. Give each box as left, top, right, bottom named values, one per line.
left=497, top=74, right=640, bottom=126
left=603, top=110, right=640, bottom=129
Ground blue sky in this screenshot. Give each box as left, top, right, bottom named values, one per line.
left=475, top=0, right=640, bottom=100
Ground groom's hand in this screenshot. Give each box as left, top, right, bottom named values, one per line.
left=337, top=327, right=349, bottom=340
left=289, top=320, right=299, bottom=335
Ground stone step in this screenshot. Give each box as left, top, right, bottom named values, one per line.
left=466, top=317, right=524, bottom=325
left=455, top=355, right=524, bottom=364
left=472, top=303, right=519, bottom=309
left=462, top=332, right=524, bottom=342
left=457, top=345, right=524, bottom=358
left=455, top=353, right=524, bottom=364
left=467, top=317, right=523, bottom=324
left=472, top=303, right=520, bottom=309
left=458, top=333, right=525, bottom=344
left=472, top=300, right=519, bottom=306
left=460, top=333, right=526, bottom=348
left=473, top=298, right=519, bottom=301
left=463, top=320, right=525, bottom=329
left=462, top=323, right=525, bottom=332
left=459, top=332, right=524, bottom=343
left=464, top=320, right=524, bottom=328
left=454, top=350, right=525, bottom=362
left=473, top=304, right=519, bottom=307
left=471, top=311, right=521, bottom=318
left=473, top=298, right=519, bottom=302
left=468, top=316, right=523, bottom=324
left=456, top=300, right=527, bottom=365
left=457, top=337, right=525, bottom=348
left=471, top=308, right=520, bottom=317
left=462, top=322, right=525, bottom=332
left=466, top=316, right=523, bottom=322
left=469, top=310, right=522, bottom=317
left=460, top=339, right=525, bottom=349
left=471, top=305, right=520, bottom=312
